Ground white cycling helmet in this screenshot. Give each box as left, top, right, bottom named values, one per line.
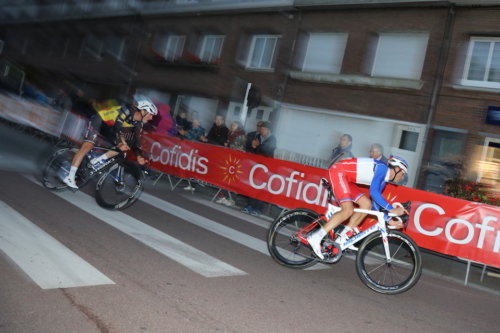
left=388, top=156, right=409, bottom=173
left=135, top=100, right=158, bottom=116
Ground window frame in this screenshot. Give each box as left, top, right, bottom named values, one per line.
left=371, top=32, right=429, bottom=80
left=462, top=37, right=500, bottom=90
left=246, top=34, right=281, bottom=70
left=301, top=32, right=348, bottom=74
left=199, top=34, right=225, bottom=64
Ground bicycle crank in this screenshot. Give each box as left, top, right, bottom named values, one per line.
left=321, top=240, right=342, bottom=264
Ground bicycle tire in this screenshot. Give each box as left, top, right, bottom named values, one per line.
left=267, top=208, right=323, bottom=269
left=355, top=230, right=422, bottom=294
left=95, top=160, right=144, bottom=211
left=42, top=148, right=90, bottom=190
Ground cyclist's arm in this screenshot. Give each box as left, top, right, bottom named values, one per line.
left=369, top=164, right=394, bottom=211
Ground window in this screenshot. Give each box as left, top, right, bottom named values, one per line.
left=462, top=38, right=500, bottom=89
left=302, top=33, right=348, bottom=74
left=200, top=35, right=224, bottom=64
left=246, top=35, right=281, bottom=70
left=153, top=34, right=186, bottom=62
left=105, top=35, right=126, bottom=61
left=84, top=34, right=104, bottom=59
left=372, top=33, right=429, bottom=80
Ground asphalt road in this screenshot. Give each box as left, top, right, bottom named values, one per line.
left=0, top=122, right=499, bottom=333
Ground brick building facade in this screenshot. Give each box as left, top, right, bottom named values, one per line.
left=1, top=0, right=500, bottom=192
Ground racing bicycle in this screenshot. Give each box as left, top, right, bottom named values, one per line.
left=42, top=145, right=144, bottom=211
left=267, top=178, right=422, bottom=294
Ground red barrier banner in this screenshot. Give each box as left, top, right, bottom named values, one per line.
left=145, top=134, right=500, bottom=268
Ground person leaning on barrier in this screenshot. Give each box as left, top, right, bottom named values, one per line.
left=200, top=115, right=229, bottom=146
left=240, top=121, right=277, bottom=216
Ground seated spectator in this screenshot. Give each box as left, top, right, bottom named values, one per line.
left=240, top=121, right=277, bottom=216
left=224, top=121, right=246, bottom=151
left=186, top=119, right=206, bottom=142
left=176, top=109, right=191, bottom=137
left=200, top=115, right=229, bottom=146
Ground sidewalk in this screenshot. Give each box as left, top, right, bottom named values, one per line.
left=150, top=175, right=500, bottom=296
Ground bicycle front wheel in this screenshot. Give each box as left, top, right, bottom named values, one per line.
left=356, top=230, right=422, bottom=294
left=95, top=161, right=144, bottom=210
left=267, top=208, right=322, bottom=269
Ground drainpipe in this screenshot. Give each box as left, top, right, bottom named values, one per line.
left=414, top=5, right=456, bottom=188
left=273, top=9, right=302, bottom=126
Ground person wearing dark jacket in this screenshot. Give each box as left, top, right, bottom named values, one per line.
left=201, top=115, right=229, bottom=146
left=246, top=121, right=276, bottom=157
left=329, top=134, right=354, bottom=165
left=240, top=121, right=277, bottom=216
left=245, top=121, right=264, bottom=152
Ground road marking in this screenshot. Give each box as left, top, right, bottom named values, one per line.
left=26, top=177, right=246, bottom=278
left=0, top=200, right=115, bottom=289
left=140, top=193, right=330, bottom=270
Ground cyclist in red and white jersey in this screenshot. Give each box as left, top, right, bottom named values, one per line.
left=307, top=156, right=409, bottom=259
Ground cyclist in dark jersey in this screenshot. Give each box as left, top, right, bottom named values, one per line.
left=307, top=156, right=409, bottom=259
left=62, top=99, right=157, bottom=189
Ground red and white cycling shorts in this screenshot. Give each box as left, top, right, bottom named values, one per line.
left=326, top=162, right=365, bottom=204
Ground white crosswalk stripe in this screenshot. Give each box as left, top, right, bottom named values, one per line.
left=1, top=175, right=329, bottom=290
left=0, top=199, right=115, bottom=289
left=25, top=175, right=246, bottom=278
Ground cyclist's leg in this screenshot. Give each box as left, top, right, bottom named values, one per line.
left=344, top=191, right=371, bottom=229
left=63, top=118, right=98, bottom=188
left=307, top=163, right=354, bottom=258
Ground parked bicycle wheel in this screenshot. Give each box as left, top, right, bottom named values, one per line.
left=355, top=230, right=422, bottom=294
left=95, top=160, right=144, bottom=210
left=42, top=147, right=90, bottom=190
left=267, top=208, right=324, bottom=269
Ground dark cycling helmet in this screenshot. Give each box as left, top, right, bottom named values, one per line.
left=388, top=156, right=409, bottom=173
left=135, top=100, right=158, bottom=116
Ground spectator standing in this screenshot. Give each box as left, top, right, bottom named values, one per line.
left=240, top=121, right=277, bottom=216
left=329, top=134, right=354, bottom=165
left=186, top=119, right=206, bottom=142
left=224, top=121, right=246, bottom=151
left=245, top=121, right=264, bottom=152
left=146, top=104, right=177, bottom=136
left=200, top=115, right=229, bottom=146
left=216, top=121, right=246, bottom=206
left=176, top=109, right=191, bottom=138
left=369, top=143, right=388, bottom=163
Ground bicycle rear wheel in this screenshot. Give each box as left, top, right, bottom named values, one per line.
left=355, top=230, right=422, bottom=294
left=267, top=208, right=323, bottom=269
left=95, top=161, right=144, bottom=210
left=42, top=148, right=89, bottom=190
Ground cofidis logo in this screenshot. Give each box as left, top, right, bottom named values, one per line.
left=150, top=142, right=208, bottom=174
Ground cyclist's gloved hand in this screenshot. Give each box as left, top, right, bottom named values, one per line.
left=389, top=205, right=408, bottom=216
